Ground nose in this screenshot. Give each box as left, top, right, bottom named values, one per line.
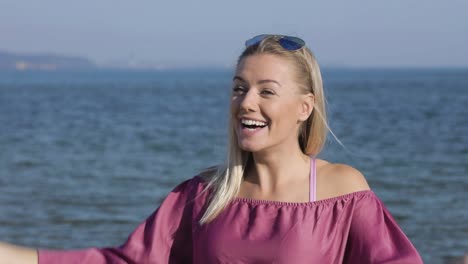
left=239, top=89, right=258, bottom=112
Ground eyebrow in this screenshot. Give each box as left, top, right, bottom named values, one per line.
left=233, top=76, right=282, bottom=87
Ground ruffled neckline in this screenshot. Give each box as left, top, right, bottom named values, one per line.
left=232, top=190, right=375, bottom=207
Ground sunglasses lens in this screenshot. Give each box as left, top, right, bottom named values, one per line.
left=245, top=34, right=268, bottom=47
left=279, top=37, right=305, bottom=50
left=245, top=34, right=305, bottom=50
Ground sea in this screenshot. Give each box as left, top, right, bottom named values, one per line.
left=0, top=68, right=467, bottom=263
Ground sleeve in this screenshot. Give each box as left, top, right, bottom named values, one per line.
left=343, top=193, right=424, bottom=264
left=38, top=177, right=199, bottom=264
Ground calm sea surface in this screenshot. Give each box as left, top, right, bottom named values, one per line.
left=0, top=68, right=467, bottom=263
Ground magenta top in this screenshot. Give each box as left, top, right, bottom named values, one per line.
left=39, top=158, right=423, bottom=263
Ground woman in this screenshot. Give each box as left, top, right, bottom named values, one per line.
left=0, top=34, right=423, bottom=263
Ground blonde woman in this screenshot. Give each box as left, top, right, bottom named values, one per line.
left=0, top=34, right=423, bottom=263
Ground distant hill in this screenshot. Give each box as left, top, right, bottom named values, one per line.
left=0, top=51, right=96, bottom=71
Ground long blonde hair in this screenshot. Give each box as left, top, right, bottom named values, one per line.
left=198, top=36, right=331, bottom=224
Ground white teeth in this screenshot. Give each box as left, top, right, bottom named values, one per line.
left=241, top=119, right=267, bottom=126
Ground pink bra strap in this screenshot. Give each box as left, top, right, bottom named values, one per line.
left=310, top=156, right=316, bottom=202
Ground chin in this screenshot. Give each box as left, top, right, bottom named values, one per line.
left=238, top=144, right=256, bottom=153
left=237, top=142, right=267, bottom=153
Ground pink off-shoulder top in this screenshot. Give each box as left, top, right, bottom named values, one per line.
left=39, top=157, right=423, bottom=263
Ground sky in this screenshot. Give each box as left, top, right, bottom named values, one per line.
left=1, top=0, right=467, bottom=68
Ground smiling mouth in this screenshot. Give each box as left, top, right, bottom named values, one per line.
left=240, top=119, right=268, bottom=130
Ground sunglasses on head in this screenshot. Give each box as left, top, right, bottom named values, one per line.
left=245, top=34, right=306, bottom=51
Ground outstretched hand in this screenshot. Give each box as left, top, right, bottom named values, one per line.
left=0, top=241, right=38, bottom=264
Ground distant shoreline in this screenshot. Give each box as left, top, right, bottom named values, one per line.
left=0, top=50, right=96, bottom=71
left=1, top=50, right=467, bottom=72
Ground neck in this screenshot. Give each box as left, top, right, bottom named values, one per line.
left=245, top=144, right=310, bottom=194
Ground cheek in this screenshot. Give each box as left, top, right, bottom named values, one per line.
left=272, top=103, right=300, bottom=129
left=230, top=97, right=240, bottom=115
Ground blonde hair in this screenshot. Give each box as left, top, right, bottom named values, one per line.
left=198, top=36, right=332, bottom=224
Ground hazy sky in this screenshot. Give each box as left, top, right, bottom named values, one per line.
left=1, top=0, right=467, bottom=68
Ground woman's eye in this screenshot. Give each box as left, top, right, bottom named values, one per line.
left=261, top=89, right=274, bottom=95
left=233, top=86, right=246, bottom=92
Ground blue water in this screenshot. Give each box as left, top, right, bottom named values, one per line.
left=0, top=68, right=467, bottom=263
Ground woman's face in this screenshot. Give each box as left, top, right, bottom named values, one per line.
left=231, top=54, right=313, bottom=153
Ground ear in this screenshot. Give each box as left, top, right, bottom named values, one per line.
left=298, top=93, right=315, bottom=122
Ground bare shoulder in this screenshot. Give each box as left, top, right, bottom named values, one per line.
left=316, top=159, right=371, bottom=200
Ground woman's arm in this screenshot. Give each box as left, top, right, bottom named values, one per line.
left=343, top=193, right=423, bottom=263
left=38, top=176, right=201, bottom=263
left=0, top=241, right=38, bottom=264
left=1, top=176, right=202, bottom=264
